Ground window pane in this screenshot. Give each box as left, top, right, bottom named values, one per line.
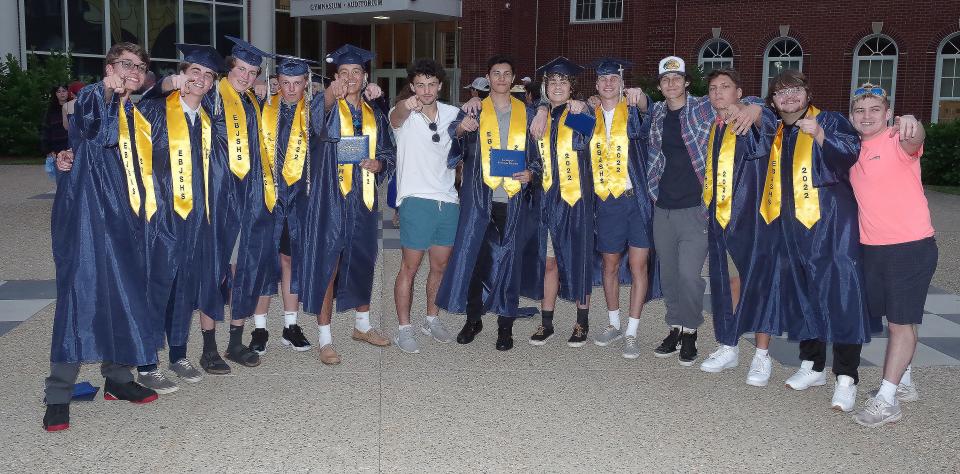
left=276, top=12, right=295, bottom=55
left=215, top=5, right=244, bottom=59
left=601, top=0, right=622, bottom=19
left=26, top=0, right=65, bottom=51
left=111, top=0, right=145, bottom=45
left=276, top=0, right=290, bottom=8
left=183, top=2, right=212, bottom=46
left=147, top=0, right=178, bottom=59
left=149, top=59, right=178, bottom=78
left=575, top=0, right=596, bottom=21
left=68, top=0, right=105, bottom=55
left=394, top=23, right=413, bottom=69
left=374, top=24, right=393, bottom=69
left=414, top=23, right=434, bottom=60
left=72, top=56, right=106, bottom=80
left=300, top=18, right=321, bottom=60
left=436, top=21, right=457, bottom=69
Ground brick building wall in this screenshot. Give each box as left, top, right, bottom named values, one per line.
left=455, top=0, right=960, bottom=121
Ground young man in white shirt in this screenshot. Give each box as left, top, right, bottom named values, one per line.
left=389, top=58, right=461, bottom=353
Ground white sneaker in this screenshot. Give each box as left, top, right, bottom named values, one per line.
left=784, top=360, right=827, bottom=390
left=745, top=353, right=772, bottom=387
left=853, top=396, right=903, bottom=427
left=867, top=382, right=919, bottom=403
left=699, top=345, right=739, bottom=373
left=831, top=375, right=858, bottom=412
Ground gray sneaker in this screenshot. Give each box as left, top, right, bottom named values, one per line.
left=420, top=318, right=453, bottom=343
left=853, top=396, right=903, bottom=428
left=622, top=335, right=640, bottom=359
left=136, top=369, right=179, bottom=394
left=594, top=325, right=624, bottom=347
left=394, top=326, right=420, bottom=353
left=168, top=358, right=203, bottom=383
left=867, top=382, right=919, bottom=403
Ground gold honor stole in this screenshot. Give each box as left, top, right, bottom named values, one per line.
left=165, top=91, right=212, bottom=221
left=760, top=105, right=821, bottom=229
left=117, top=100, right=157, bottom=221
left=703, top=122, right=737, bottom=229
left=261, top=96, right=308, bottom=186
left=591, top=101, right=630, bottom=201
left=479, top=96, right=526, bottom=198
left=337, top=99, right=377, bottom=211
left=538, top=108, right=583, bottom=206
left=219, top=78, right=276, bottom=211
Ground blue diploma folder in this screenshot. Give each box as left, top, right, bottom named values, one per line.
left=490, top=149, right=526, bottom=177
left=337, top=135, right=369, bottom=164
left=72, top=381, right=99, bottom=401
left=564, top=112, right=595, bottom=136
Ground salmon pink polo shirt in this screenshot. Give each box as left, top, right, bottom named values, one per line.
left=849, top=130, right=935, bottom=246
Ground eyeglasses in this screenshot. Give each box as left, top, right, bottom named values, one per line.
left=111, top=59, right=147, bottom=74
left=853, top=86, right=886, bottom=98
left=428, top=122, right=440, bottom=143
left=773, top=86, right=805, bottom=98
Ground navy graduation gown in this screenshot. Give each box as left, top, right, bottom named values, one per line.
left=435, top=106, right=543, bottom=318
left=198, top=88, right=275, bottom=321
left=532, top=105, right=596, bottom=305
left=261, top=97, right=324, bottom=297
left=299, top=99, right=395, bottom=314
left=706, top=117, right=781, bottom=346
left=136, top=89, right=207, bottom=347
left=50, top=83, right=155, bottom=366
left=762, top=109, right=877, bottom=344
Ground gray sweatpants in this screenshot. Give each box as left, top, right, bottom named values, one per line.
left=44, top=362, right=134, bottom=405
left=652, top=206, right=708, bottom=329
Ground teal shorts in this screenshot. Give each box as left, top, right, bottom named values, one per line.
left=399, top=197, right=460, bottom=250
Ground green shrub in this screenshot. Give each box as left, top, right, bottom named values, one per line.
left=922, top=120, right=960, bottom=186
left=631, top=64, right=709, bottom=103
left=0, top=53, right=72, bottom=157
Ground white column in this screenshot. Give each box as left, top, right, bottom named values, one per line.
left=1, top=0, right=23, bottom=65
left=250, top=0, right=275, bottom=56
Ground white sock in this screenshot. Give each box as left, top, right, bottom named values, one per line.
left=608, top=309, right=621, bottom=329
left=355, top=311, right=372, bottom=332
left=756, top=348, right=769, bottom=357
left=877, top=379, right=899, bottom=405
left=681, top=326, right=697, bottom=334
left=253, top=314, right=267, bottom=329
left=398, top=324, right=412, bottom=331
left=625, top=317, right=640, bottom=337
left=318, top=325, right=332, bottom=347
left=425, top=315, right=437, bottom=324
left=283, top=311, right=298, bottom=328
left=900, top=365, right=912, bottom=386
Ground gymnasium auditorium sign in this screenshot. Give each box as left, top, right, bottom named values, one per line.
left=290, top=0, right=461, bottom=19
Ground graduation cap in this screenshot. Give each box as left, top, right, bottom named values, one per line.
left=591, top=57, right=632, bottom=77
left=325, top=44, right=375, bottom=68
left=175, top=43, right=225, bottom=73
left=224, top=35, right=268, bottom=67
left=274, top=53, right=321, bottom=77
left=536, top=56, right=584, bottom=78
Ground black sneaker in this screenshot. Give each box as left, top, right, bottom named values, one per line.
left=678, top=331, right=698, bottom=366
left=529, top=325, right=554, bottom=346
left=282, top=324, right=313, bottom=351
left=456, top=320, right=483, bottom=344
left=103, top=378, right=158, bottom=404
left=43, top=403, right=70, bottom=432
left=495, top=326, right=514, bottom=351
left=199, top=351, right=231, bottom=375
left=567, top=324, right=589, bottom=348
left=225, top=343, right=262, bottom=367
left=249, top=328, right=269, bottom=355
left=654, top=327, right=682, bottom=358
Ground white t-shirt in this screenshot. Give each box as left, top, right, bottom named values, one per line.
left=601, top=105, right=633, bottom=191
left=392, top=102, right=460, bottom=206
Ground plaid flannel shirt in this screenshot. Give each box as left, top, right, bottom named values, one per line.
left=645, top=93, right=714, bottom=209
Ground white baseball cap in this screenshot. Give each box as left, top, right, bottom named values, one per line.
left=658, top=56, right=687, bottom=78
left=464, top=77, right=490, bottom=91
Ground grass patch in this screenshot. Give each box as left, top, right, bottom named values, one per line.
left=926, top=185, right=960, bottom=196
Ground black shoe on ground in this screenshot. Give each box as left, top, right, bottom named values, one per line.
left=567, top=324, right=589, bottom=348
left=529, top=325, right=555, bottom=346
left=282, top=324, right=313, bottom=351
left=495, top=326, right=514, bottom=351
left=249, top=328, right=269, bottom=355
left=43, top=403, right=70, bottom=432
left=225, top=343, right=262, bottom=367
left=103, top=378, right=158, bottom=404
left=654, top=327, right=682, bottom=358
left=456, top=320, right=483, bottom=344
left=678, top=330, right=698, bottom=366
left=199, top=351, right=231, bottom=375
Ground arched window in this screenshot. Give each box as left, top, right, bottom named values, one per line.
left=698, top=39, right=734, bottom=74
left=933, top=33, right=960, bottom=123
left=762, top=37, right=803, bottom=98
left=852, top=35, right=898, bottom=110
